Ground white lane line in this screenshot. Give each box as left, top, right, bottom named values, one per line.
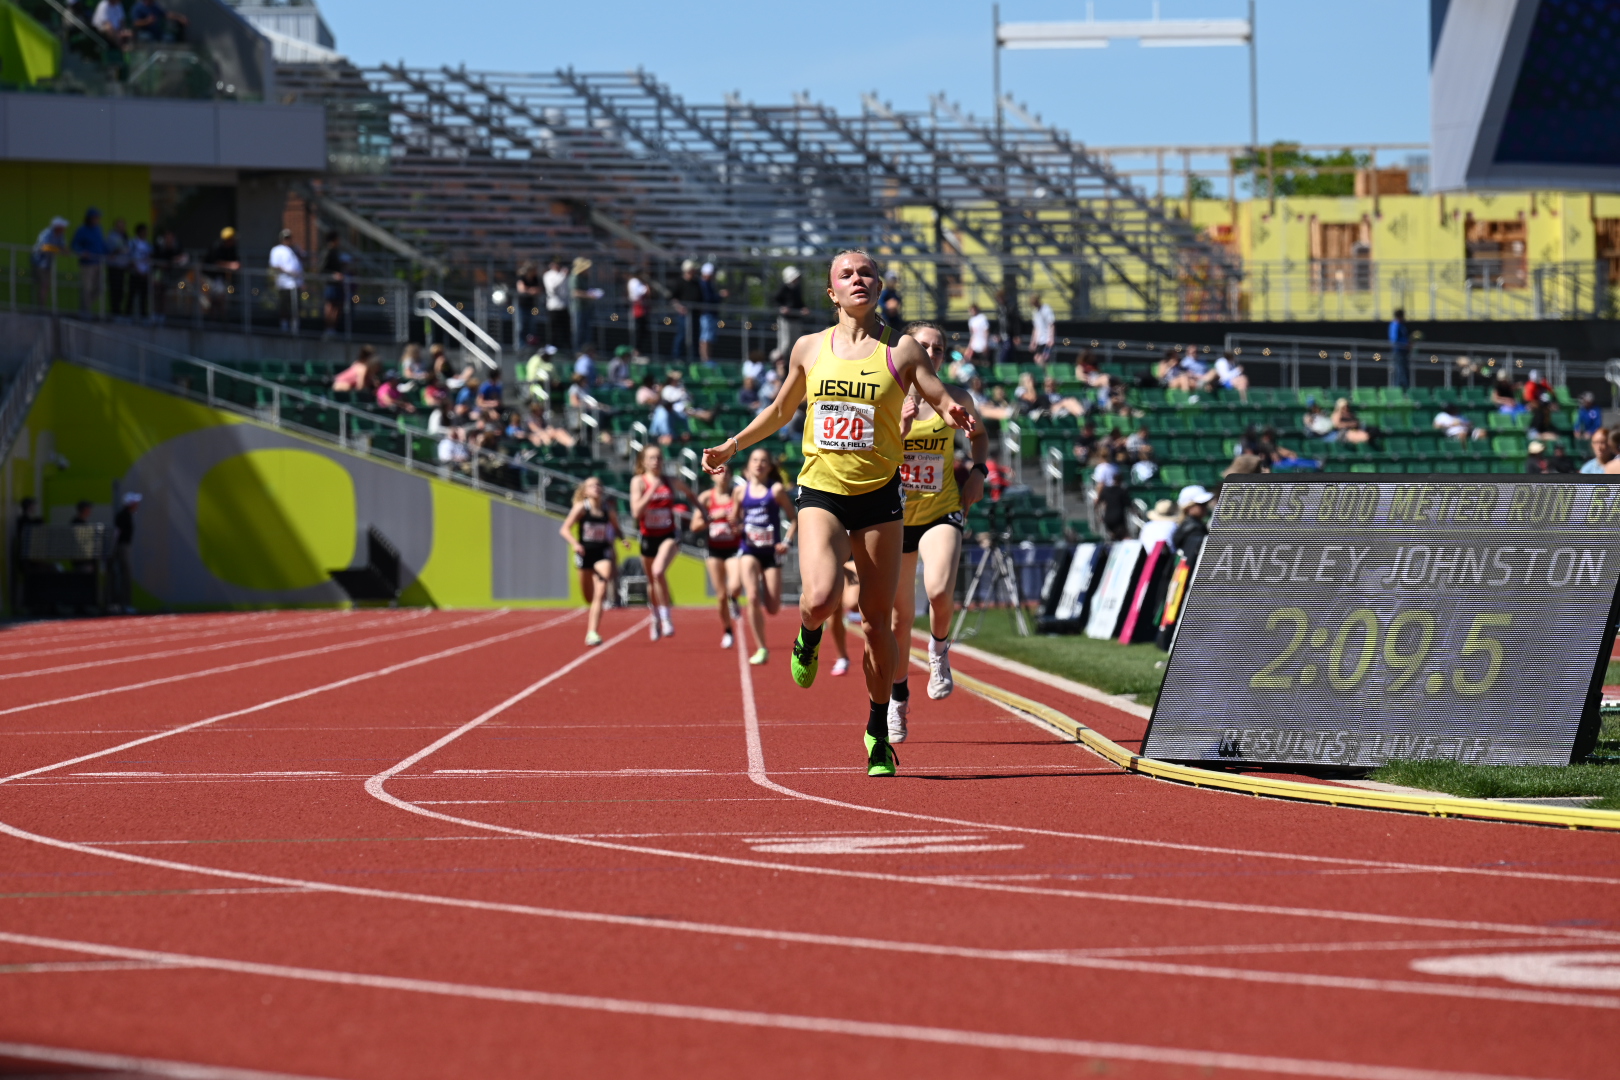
left=70, top=771, right=344, bottom=777
left=432, top=768, right=711, bottom=776
left=0, top=609, right=360, bottom=663
left=0, top=609, right=432, bottom=682
left=0, top=931, right=1586, bottom=1080
left=733, top=636, right=1620, bottom=889
left=0, top=611, right=579, bottom=788
left=0, top=609, right=512, bottom=719
left=0, top=1037, right=334, bottom=1080
left=0, top=610, right=276, bottom=649
left=0, top=960, right=194, bottom=974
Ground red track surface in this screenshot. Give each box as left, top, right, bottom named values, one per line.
left=0, top=607, right=1617, bottom=1079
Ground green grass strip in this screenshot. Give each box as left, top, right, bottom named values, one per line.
left=1370, top=758, right=1620, bottom=810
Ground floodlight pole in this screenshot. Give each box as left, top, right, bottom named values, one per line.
left=1248, top=0, right=1259, bottom=150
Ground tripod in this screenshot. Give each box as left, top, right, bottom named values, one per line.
left=952, top=505, right=1029, bottom=640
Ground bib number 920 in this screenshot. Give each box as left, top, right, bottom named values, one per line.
left=814, top=401, right=876, bottom=451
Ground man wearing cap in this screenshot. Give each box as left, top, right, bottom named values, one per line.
left=697, top=262, right=723, bottom=364
left=31, top=217, right=69, bottom=309
left=71, top=209, right=107, bottom=317
left=269, top=229, right=304, bottom=332
left=1138, top=498, right=1180, bottom=552
left=111, top=493, right=141, bottom=613
left=1174, top=485, right=1215, bottom=569
left=204, top=227, right=240, bottom=319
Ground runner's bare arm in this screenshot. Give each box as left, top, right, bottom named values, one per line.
left=558, top=505, right=585, bottom=553
left=702, top=335, right=813, bottom=473
left=629, top=474, right=652, bottom=518
left=894, top=336, right=974, bottom=433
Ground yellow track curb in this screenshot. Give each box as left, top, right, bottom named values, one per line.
left=921, top=648, right=1620, bottom=832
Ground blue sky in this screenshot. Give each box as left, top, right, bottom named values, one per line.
left=317, top=0, right=1431, bottom=149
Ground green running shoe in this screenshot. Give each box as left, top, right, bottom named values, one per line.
left=790, top=630, right=820, bottom=688
left=864, top=732, right=898, bottom=777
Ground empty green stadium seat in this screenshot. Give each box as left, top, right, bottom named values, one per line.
left=1491, top=435, right=1527, bottom=457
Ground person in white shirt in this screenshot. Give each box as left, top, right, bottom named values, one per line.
left=626, top=273, right=650, bottom=356
left=542, top=257, right=570, bottom=349
left=1137, top=499, right=1179, bottom=552
left=1432, top=409, right=1475, bottom=441
left=1029, top=292, right=1056, bottom=364
left=92, top=0, right=132, bottom=47
left=1166, top=347, right=1209, bottom=392
left=1211, top=353, right=1248, bottom=402
left=267, top=229, right=303, bottom=332
left=966, top=304, right=990, bottom=361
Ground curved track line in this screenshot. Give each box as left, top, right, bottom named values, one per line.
left=737, top=631, right=1620, bottom=888
left=0, top=1038, right=331, bottom=1080
left=0, top=621, right=1608, bottom=1014
left=0, top=609, right=380, bottom=665
left=356, top=636, right=1620, bottom=941
left=0, top=932, right=1577, bottom=1080
left=0, top=610, right=510, bottom=719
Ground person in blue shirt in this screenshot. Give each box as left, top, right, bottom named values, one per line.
left=1574, top=392, right=1602, bottom=437
left=70, top=208, right=107, bottom=317
left=1387, top=308, right=1411, bottom=389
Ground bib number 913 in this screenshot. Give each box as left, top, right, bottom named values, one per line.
left=1249, top=607, right=1513, bottom=696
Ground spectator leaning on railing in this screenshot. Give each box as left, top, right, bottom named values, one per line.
left=71, top=208, right=107, bottom=316
left=126, top=223, right=152, bottom=321
left=31, top=217, right=68, bottom=306
left=105, top=218, right=130, bottom=319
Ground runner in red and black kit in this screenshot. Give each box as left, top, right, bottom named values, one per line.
left=692, top=461, right=744, bottom=648
left=630, top=443, right=697, bottom=641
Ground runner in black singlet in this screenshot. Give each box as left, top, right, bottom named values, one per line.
left=559, top=475, right=622, bottom=646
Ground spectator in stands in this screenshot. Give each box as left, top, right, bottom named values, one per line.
left=1038, top=374, right=1085, bottom=420
left=1138, top=499, right=1179, bottom=552
left=1174, top=485, right=1214, bottom=568
left=375, top=374, right=416, bottom=414
left=1226, top=453, right=1267, bottom=477
left=1154, top=348, right=1180, bottom=387
left=605, top=345, right=633, bottom=388
left=978, top=382, right=1013, bottom=425
left=1524, top=369, right=1554, bottom=408
left=569, top=258, right=600, bottom=352
left=737, top=376, right=760, bottom=413
left=1602, top=427, right=1620, bottom=475
left=634, top=373, right=660, bottom=408
left=426, top=398, right=460, bottom=435
left=1211, top=352, right=1248, bottom=402
left=1072, top=419, right=1100, bottom=464
left=92, top=0, right=132, bottom=48
left=965, top=303, right=990, bottom=364
left=398, top=344, right=428, bottom=382
left=1125, top=423, right=1152, bottom=458
left=71, top=208, right=107, bottom=317
left=948, top=349, right=978, bottom=386
left=878, top=271, right=902, bottom=328
left=1166, top=347, right=1208, bottom=393
left=742, top=351, right=766, bottom=385
left=697, top=262, right=723, bottom=364
left=523, top=402, right=575, bottom=448
left=30, top=217, right=68, bottom=308
left=476, top=369, right=504, bottom=409
left=1029, top=292, right=1055, bottom=365
left=1581, top=428, right=1614, bottom=474
left=1094, top=460, right=1131, bottom=541
left=105, top=218, right=130, bottom=320
left=1432, top=406, right=1478, bottom=441
left=125, top=223, right=151, bottom=321
left=514, top=260, right=542, bottom=346
left=627, top=270, right=651, bottom=357
left=984, top=447, right=1011, bottom=502
left=131, top=0, right=186, bottom=40
left=1547, top=442, right=1577, bottom=474
left=1074, top=349, right=1107, bottom=389
left=1302, top=398, right=1336, bottom=441
left=1130, top=446, right=1159, bottom=487
left=573, top=341, right=597, bottom=388
left=1388, top=308, right=1411, bottom=389
left=430, top=344, right=455, bottom=384
left=1575, top=392, right=1603, bottom=437
left=438, top=426, right=472, bottom=467
left=1525, top=440, right=1551, bottom=474
left=1246, top=426, right=1298, bottom=468
left=647, top=373, right=687, bottom=445
left=268, top=229, right=303, bottom=332
left=758, top=358, right=785, bottom=404
left=333, top=345, right=381, bottom=392
left=1492, top=377, right=1524, bottom=415
left=317, top=232, right=349, bottom=338
left=670, top=260, right=703, bottom=361
left=1012, top=371, right=1039, bottom=417
left=543, top=257, right=570, bottom=349
left=772, top=266, right=807, bottom=362
left=202, top=226, right=239, bottom=319
left=1331, top=398, right=1371, bottom=444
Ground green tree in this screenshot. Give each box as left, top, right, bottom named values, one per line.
left=1234, top=142, right=1371, bottom=198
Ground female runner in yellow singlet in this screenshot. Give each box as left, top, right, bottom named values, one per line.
left=888, top=320, right=987, bottom=743
left=701, top=251, right=973, bottom=776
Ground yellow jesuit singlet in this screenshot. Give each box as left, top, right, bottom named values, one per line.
left=901, top=408, right=961, bottom=525
left=797, top=325, right=906, bottom=495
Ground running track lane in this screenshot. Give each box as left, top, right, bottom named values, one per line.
left=0, top=611, right=1615, bottom=1078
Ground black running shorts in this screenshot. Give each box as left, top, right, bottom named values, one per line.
left=640, top=533, right=675, bottom=560
left=794, top=471, right=905, bottom=534
left=902, top=509, right=963, bottom=554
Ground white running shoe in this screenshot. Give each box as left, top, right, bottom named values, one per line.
left=927, top=643, right=954, bottom=699
left=660, top=615, right=676, bottom=638
left=830, top=657, right=849, bottom=676
left=721, top=630, right=734, bottom=649
left=649, top=617, right=661, bottom=642
left=887, top=696, right=909, bottom=743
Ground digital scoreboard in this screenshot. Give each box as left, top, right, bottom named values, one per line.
left=1142, top=477, right=1620, bottom=768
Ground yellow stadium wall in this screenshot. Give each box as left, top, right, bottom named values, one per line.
left=0, top=161, right=151, bottom=249
left=2, top=363, right=710, bottom=611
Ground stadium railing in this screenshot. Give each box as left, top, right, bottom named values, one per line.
left=57, top=322, right=629, bottom=520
